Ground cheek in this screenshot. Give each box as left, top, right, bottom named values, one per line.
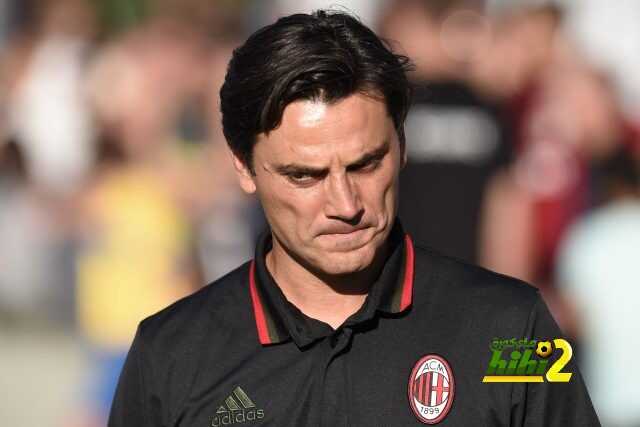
left=358, top=163, right=400, bottom=214
left=381, top=173, right=401, bottom=219
left=259, top=182, right=324, bottom=232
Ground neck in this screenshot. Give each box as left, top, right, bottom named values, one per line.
left=265, top=236, right=388, bottom=330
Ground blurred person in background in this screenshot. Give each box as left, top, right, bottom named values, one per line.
left=0, top=0, right=98, bottom=324
left=479, top=62, right=636, bottom=328
left=0, top=139, right=66, bottom=323
left=381, top=0, right=513, bottom=264
left=471, top=4, right=562, bottom=112
left=75, top=18, right=215, bottom=424
left=0, top=0, right=97, bottom=325
left=3, top=0, right=97, bottom=198
left=475, top=3, right=639, bottom=331
left=194, top=42, right=258, bottom=282
left=556, top=147, right=640, bottom=427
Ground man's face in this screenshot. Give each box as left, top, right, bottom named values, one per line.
left=233, top=93, right=405, bottom=276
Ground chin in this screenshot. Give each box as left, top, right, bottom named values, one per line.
left=313, top=244, right=377, bottom=276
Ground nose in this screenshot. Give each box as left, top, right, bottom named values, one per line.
left=324, top=172, right=363, bottom=223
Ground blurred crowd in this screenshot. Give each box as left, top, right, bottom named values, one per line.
left=0, top=0, right=638, bottom=426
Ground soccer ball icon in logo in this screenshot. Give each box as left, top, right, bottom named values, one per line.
left=536, top=341, right=553, bottom=358
left=408, top=354, right=455, bottom=424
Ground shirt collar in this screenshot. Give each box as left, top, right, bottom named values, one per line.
left=248, top=221, right=415, bottom=348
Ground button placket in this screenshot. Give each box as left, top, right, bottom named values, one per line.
left=329, top=328, right=352, bottom=351
left=320, top=328, right=354, bottom=427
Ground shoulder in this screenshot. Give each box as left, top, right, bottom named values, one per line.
left=136, top=261, right=254, bottom=348
left=123, top=262, right=255, bottom=421
left=411, top=244, right=540, bottom=324
left=413, top=244, right=537, bottom=300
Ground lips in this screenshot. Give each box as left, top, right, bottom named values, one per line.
left=319, top=225, right=370, bottom=235
left=315, top=225, right=377, bottom=252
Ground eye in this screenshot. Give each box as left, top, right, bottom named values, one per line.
left=349, top=158, right=382, bottom=173
left=285, top=172, right=319, bottom=186
left=362, top=159, right=382, bottom=171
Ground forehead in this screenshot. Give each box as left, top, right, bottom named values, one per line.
left=255, top=94, right=395, bottom=163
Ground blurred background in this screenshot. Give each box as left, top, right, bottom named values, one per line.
left=0, top=0, right=638, bottom=425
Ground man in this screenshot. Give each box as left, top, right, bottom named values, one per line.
left=109, top=10, right=600, bottom=426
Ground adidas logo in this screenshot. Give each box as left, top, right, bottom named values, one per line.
left=211, top=386, right=265, bottom=426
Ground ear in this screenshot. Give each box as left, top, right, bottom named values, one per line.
left=229, top=149, right=257, bottom=194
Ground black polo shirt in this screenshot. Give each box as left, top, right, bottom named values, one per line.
left=109, top=223, right=599, bottom=426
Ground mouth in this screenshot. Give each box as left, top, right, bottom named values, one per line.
left=319, top=225, right=370, bottom=236
left=316, top=226, right=373, bottom=250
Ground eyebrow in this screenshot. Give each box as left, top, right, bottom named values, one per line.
left=273, top=141, right=390, bottom=176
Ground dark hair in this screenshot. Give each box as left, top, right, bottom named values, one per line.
left=220, top=9, right=412, bottom=171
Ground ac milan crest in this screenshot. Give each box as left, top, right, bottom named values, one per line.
left=408, top=354, right=455, bottom=424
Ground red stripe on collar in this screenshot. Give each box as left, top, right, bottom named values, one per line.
left=248, top=260, right=273, bottom=345
left=399, top=234, right=415, bottom=311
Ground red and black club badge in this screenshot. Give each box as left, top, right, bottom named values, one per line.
left=408, top=354, right=455, bottom=424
